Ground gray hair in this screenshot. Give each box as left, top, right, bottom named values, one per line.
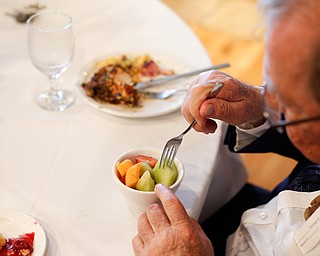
left=258, top=0, right=316, bottom=22
left=258, top=0, right=293, bottom=19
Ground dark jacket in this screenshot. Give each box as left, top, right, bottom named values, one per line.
left=224, top=125, right=319, bottom=195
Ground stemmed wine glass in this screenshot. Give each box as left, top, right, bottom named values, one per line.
left=27, top=11, right=75, bottom=111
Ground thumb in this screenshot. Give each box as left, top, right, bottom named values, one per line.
left=201, top=99, right=229, bottom=119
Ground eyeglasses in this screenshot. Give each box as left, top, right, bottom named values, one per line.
left=262, top=82, right=320, bottom=132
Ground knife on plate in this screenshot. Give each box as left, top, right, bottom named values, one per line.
left=135, top=62, right=230, bottom=90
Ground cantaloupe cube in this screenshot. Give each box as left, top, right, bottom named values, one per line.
left=116, top=159, right=133, bottom=178
left=125, top=162, right=142, bottom=188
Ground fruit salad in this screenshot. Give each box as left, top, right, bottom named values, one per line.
left=116, top=155, right=178, bottom=191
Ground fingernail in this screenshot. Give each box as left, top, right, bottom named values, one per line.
left=205, top=105, right=214, bottom=116
left=155, top=184, right=165, bottom=191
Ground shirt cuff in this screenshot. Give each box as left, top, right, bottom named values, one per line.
left=234, top=121, right=271, bottom=151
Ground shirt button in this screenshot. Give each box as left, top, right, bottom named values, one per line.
left=259, top=211, right=268, bottom=220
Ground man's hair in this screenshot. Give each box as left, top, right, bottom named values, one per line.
left=259, top=0, right=320, bottom=103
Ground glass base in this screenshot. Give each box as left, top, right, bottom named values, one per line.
left=37, top=90, right=75, bottom=111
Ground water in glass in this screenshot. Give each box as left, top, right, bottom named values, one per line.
left=27, top=11, right=75, bottom=111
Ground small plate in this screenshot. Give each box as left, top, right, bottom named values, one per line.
left=77, top=52, right=192, bottom=118
left=0, top=209, right=46, bottom=256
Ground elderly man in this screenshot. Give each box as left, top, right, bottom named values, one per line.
left=132, top=0, right=320, bottom=255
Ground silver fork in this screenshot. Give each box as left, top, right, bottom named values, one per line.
left=158, top=81, right=224, bottom=169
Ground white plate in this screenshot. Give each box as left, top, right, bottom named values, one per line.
left=77, top=53, right=192, bottom=118
left=0, top=209, right=46, bottom=256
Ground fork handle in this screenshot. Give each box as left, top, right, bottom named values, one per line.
left=181, top=119, right=197, bottom=136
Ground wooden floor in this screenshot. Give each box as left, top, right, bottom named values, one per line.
left=162, top=0, right=297, bottom=190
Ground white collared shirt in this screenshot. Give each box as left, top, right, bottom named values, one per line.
left=226, top=190, right=320, bottom=256
left=228, top=123, right=320, bottom=255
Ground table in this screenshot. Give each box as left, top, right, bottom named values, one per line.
left=0, top=0, right=247, bottom=255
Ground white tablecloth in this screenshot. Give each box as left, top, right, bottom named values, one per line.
left=0, top=0, right=247, bottom=255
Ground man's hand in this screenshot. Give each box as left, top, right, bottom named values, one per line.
left=132, top=184, right=214, bottom=256
left=181, top=70, right=266, bottom=134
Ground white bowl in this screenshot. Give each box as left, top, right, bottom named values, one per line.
left=112, top=147, right=184, bottom=218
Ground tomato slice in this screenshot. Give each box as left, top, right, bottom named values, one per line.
left=1, top=232, right=35, bottom=256
left=135, top=155, right=158, bottom=168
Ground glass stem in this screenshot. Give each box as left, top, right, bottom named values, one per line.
left=49, top=74, right=61, bottom=93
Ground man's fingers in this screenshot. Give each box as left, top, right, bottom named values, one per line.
left=191, top=120, right=217, bottom=134
left=189, top=218, right=204, bottom=233
left=132, top=234, right=144, bottom=256
left=189, top=218, right=214, bottom=252
left=146, top=203, right=171, bottom=233
left=154, top=184, right=189, bottom=225
left=137, top=213, right=154, bottom=243
left=189, top=85, right=213, bottom=118
left=181, top=95, right=195, bottom=125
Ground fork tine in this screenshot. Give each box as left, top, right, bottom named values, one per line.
left=159, top=143, right=180, bottom=169
left=159, top=145, right=169, bottom=169
left=166, top=146, right=175, bottom=167
left=159, top=143, right=178, bottom=169
left=167, top=146, right=178, bottom=167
